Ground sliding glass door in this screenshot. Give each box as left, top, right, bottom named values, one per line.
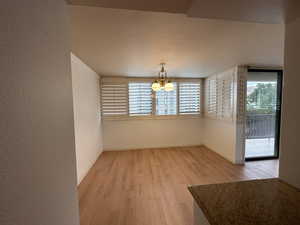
left=245, top=69, right=282, bottom=160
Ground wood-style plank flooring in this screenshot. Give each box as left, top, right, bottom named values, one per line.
left=78, top=146, right=278, bottom=225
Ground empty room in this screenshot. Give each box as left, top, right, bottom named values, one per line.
left=1, top=1, right=300, bottom=225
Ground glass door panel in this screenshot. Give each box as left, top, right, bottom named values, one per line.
left=245, top=70, right=282, bottom=160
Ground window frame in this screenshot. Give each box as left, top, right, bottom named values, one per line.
left=101, top=77, right=203, bottom=120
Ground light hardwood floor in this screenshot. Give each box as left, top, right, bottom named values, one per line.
left=78, top=146, right=278, bottom=225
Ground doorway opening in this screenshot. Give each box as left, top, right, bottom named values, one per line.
left=245, top=69, right=283, bottom=161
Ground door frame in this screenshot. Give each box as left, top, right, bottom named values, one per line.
left=245, top=69, right=283, bottom=161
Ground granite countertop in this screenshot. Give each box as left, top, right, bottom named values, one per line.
left=188, top=178, right=300, bottom=225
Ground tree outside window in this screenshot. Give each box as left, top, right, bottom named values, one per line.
left=247, top=82, right=277, bottom=114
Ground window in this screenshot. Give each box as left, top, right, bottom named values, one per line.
left=101, top=83, right=128, bottom=117
left=129, top=82, right=152, bottom=116
left=101, top=78, right=202, bottom=119
left=155, top=83, right=177, bottom=115
left=179, top=82, right=201, bottom=114
left=205, top=70, right=235, bottom=120
left=217, top=76, right=233, bottom=119
left=206, top=78, right=217, bottom=116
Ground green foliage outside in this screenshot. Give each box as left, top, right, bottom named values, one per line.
left=247, top=83, right=277, bottom=114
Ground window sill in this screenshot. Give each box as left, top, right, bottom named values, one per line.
left=102, top=114, right=203, bottom=121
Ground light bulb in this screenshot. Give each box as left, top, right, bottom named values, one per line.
left=164, top=81, right=174, bottom=91
left=152, top=81, right=161, bottom=91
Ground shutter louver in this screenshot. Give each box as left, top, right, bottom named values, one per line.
left=101, top=83, right=128, bottom=117
left=206, top=78, right=217, bottom=117
left=179, top=82, right=201, bottom=114
left=217, top=72, right=234, bottom=119
left=129, top=83, right=152, bottom=116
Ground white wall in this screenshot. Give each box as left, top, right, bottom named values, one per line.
left=0, top=1, right=79, bottom=225
left=202, top=119, right=237, bottom=162
left=279, top=17, right=300, bottom=189
left=71, top=53, right=103, bottom=184
left=103, top=118, right=203, bottom=150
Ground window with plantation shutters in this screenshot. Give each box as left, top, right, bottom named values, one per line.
left=179, top=82, right=201, bottom=114
left=101, top=83, right=128, bottom=117
left=101, top=78, right=203, bottom=120
left=155, top=83, right=177, bottom=115
left=206, top=78, right=217, bottom=116
left=205, top=70, right=235, bottom=120
left=217, top=74, right=234, bottom=119
left=128, top=82, right=152, bottom=116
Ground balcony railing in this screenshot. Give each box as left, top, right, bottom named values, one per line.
left=246, top=114, right=276, bottom=139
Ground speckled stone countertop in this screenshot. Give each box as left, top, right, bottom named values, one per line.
left=188, top=178, right=300, bottom=225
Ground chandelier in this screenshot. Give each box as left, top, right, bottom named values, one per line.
left=152, top=63, right=174, bottom=92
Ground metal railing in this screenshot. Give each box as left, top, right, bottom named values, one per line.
left=246, top=114, right=276, bottom=139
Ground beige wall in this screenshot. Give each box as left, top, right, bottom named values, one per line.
left=279, top=17, right=300, bottom=189
left=0, top=1, right=80, bottom=225
left=103, top=118, right=203, bottom=150
left=71, top=53, right=103, bottom=184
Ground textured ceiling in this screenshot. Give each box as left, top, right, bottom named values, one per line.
left=69, top=6, right=284, bottom=77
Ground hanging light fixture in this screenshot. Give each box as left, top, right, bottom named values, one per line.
left=152, top=63, right=174, bottom=92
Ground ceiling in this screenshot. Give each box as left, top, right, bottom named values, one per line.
left=187, top=0, right=284, bottom=24
left=67, top=0, right=293, bottom=24
left=67, top=0, right=192, bottom=14
left=69, top=6, right=284, bottom=77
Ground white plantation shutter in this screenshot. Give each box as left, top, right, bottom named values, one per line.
left=217, top=72, right=234, bottom=119
left=128, top=82, right=152, bottom=116
left=236, top=69, right=247, bottom=123
left=216, top=78, right=224, bottom=118
left=155, top=83, right=177, bottom=115
left=205, top=70, right=235, bottom=120
left=205, top=78, right=217, bottom=117
left=101, top=83, right=128, bottom=117
left=179, top=82, right=201, bottom=114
